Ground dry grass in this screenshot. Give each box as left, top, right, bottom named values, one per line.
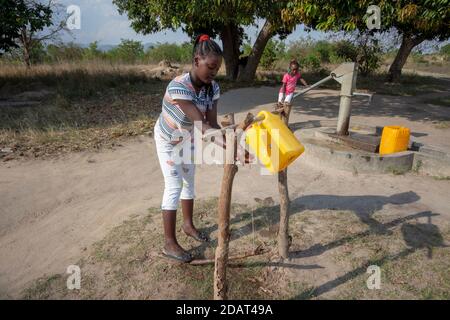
left=1, top=62, right=449, bottom=161
left=435, top=121, right=450, bottom=129
left=21, top=198, right=279, bottom=300
left=0, top=62, right=279, bottom=160
left=21, top=197, right=450, bottom=300
left=285, top=208, right=450, bottom=300
left=0, top=62, right=170, bottom=160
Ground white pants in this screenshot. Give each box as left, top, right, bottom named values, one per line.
left=154, top=120, right=196, bottom=210
left=278, top=92, right=293, bottom=103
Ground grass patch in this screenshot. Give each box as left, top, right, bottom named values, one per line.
left=21, top=197, right=450, bottom=300
left=0, top=64, right=281, bottom=160
left=21, top=198, right=278, bottom=300
left=286, top=207, right=450, bottom=300
left=435, top=121, right=450, bottom=129
left=2, top=63, right=448, bottom=160
left=432, top=175, right=450, bottom=181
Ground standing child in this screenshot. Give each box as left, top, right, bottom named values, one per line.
left=153, top=34, right=223, bottom=263
left=278, top=59, right=308, bottom=105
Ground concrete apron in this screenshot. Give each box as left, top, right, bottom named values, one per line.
left=292, top=122, right=450, bottom=177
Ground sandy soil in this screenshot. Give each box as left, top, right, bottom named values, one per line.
left=1, top=84, right=450, bottom=298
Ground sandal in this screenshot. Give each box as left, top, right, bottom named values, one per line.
left=161, top=248, right=193, bottom=263
left=186, top=230, right=210, bottom=243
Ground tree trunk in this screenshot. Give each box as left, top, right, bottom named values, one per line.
left=20, top=27, right=31, bottom=68
left=387, top=34, right=425, bottom=82
left=214, top=161, right=238, bottom=300
left=277, top=103, right=292, bottom=259
left=23, top=45, right=31, bottom=68
left=214, top=113, right=254, bottom=300
left=220, top=24, right=241, bottom=81
left=237, top=20, right=274, bottom=82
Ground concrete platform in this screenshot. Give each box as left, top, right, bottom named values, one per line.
left=292, top=124, right=450, bottom=176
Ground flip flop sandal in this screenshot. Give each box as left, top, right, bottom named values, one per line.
left=161, top=248, right=193, bottom=263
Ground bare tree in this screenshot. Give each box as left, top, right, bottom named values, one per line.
left=17, top=0, right=71, bottom=67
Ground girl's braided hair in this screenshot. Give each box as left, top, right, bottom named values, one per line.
left=288, top=59, right=300, bottom=72
left=192, top=34, right=223, bottom=104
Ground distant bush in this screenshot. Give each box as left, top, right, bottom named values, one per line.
left=314, top=40, right=334, bottom=63
left=145, top=42, right=193, bottom=63
left=45, top=42, right=85, bottom=63
left=259, top=39, right=286, bottom=70
left=29, top=42, right=48, bottom=64
left=83, top=41, right=104, bottom=61
left=440, top=43, right=450, bottom=60
left=333, top=40, right=358, bottom=62
left=333, top=37, right=382, bottom=76
left=107, top=39, right=144, bottom=63
left=299, top=53, right=321, bottom=71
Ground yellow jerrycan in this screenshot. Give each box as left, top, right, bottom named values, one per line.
left=379, top=126, right=410, bottom=155
left=245, top=110, right=305, bottom=173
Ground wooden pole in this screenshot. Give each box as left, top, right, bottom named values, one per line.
left=276, top=102, right=293, bottom=259
left=190, top=246, right=266, bottom=266
left=214, top=113, right=255, bottom=300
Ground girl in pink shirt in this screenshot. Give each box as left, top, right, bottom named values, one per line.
left=278, top=59, right=308, bottom=104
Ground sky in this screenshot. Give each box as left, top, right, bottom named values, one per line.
left=57, top=0, right=328, bottom=45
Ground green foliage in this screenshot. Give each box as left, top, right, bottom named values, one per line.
left=332, top=37, right=382, bottom=76
left=300, top=53, right=321, bottom=71
left=107, top=39, right=144, bottom=63
left=284, top=1, right=449, bottom=80
left=441, top=43, right=450, bottom=59
left=145, top=42, right=193, bottom=63
left=29, top=42, right=47, bottom=64
left=0, top=0, right=53, bottom=53
left=112, top=0, right=299, bottom=80
left=286, top=1, right=450, bottom=41
left=334, top=40, right=358, bottom=62
left=357, top=39, right=382, bottom=76
left=83, top=41, right=104, bottom=60
left=314, top=40, right=334, bottom=63
left=45, top=42, right=85, bottom=63
left=259, top=39, right=286, bottom=70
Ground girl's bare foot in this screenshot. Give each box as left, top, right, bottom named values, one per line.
left=182, top=224, right=209, bottom=242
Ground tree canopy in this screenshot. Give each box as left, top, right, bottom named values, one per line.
left=283, top=0, right=450, bottom=80
left=113, top=0, right=296, bottom=80
left=0, top=0, right=53, bottom=54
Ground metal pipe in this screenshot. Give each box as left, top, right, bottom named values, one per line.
left=336, top=95, right=352, bottom=135
left=353, top=92, right=373, bottom=104
left=293, top=75, right=333, bottom=99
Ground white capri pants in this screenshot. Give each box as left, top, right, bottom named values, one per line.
left=278, top=92, right=294, bottom=103
left=154, top=120, right=196, bottom=210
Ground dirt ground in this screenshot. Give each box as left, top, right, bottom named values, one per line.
left=1, top=81, right=450, bottom=299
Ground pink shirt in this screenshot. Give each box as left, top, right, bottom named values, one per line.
left=280, top=72, right=302, bottom=94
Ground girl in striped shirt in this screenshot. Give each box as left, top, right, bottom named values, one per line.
left=153, top=34, right=223, bottom=262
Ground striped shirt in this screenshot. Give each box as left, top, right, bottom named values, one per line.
left=157, top=73, right=220, bottom=142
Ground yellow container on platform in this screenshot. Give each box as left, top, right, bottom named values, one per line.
left=245, top=110, right=305, bottom=173
left=379, top=126, right=410, bottom=155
